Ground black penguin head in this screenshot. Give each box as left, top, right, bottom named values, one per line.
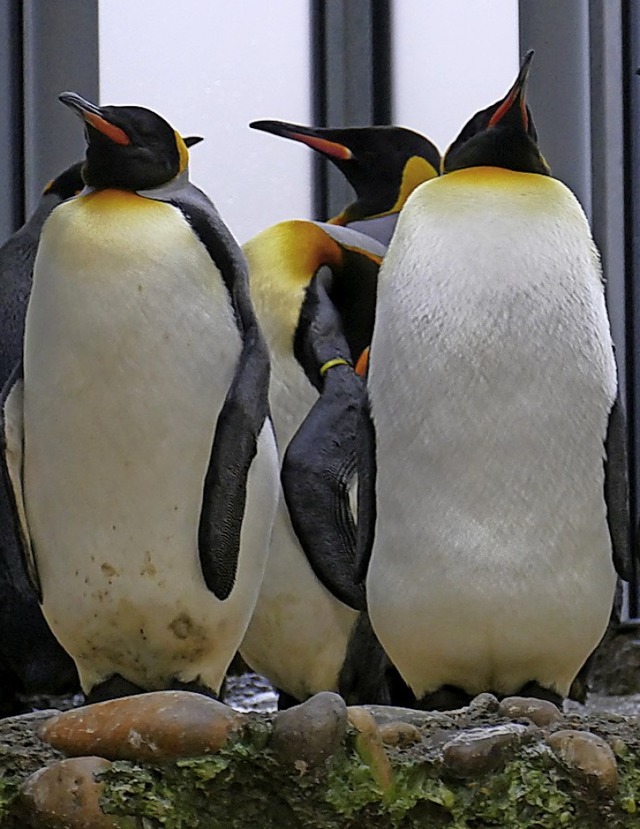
left=250, top=119, right=441, bottom=223
left=443, top=51, right=549, bottom=176
left=42, top=161, right=85, bottom=200
left=59, top=92, right=191, bottom=190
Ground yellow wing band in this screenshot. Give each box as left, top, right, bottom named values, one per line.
left=319, top=358, right=351, bottom=377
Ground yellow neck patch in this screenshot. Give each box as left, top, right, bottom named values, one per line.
left=389, top=156, right=439, bottom=213
left=329, top=156, right=438, bottom=225
left=175, top=132, right=189, bottom=174
left=244, top=221, right=344, bottom=352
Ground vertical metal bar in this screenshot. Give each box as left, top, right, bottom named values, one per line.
left=623, top=0, right=640, bottom=617
left=0, top=0, right=24, bottom=241
left=519, top=0, right=592, bottom=215
left=522, top=0, right=636, bottom=615
left=22, top=0, right=99, bottom=214
left=311, top=0, right=392, bottom=220
left=589, top=1, right=626, bottom=389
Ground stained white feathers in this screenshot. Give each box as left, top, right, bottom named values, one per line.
left=21, top=191, right=278, bottom=693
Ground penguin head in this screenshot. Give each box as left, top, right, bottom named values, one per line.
left=443, top=51, right=549, bottom=176
left=250, top=119, right=441, bottom=223
left=59, top=92, right=192, bottom=191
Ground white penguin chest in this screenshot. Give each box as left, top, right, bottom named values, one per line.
left=367, top=171, right=617, bottom=695
left=23, top=193, right=242, bottom=590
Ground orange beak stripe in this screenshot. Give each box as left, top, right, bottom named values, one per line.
left=84, top=112, right=131, bottom=146
left=290, top=132, right=352, bottom=160
left=488, top=86, right=519, bottom=128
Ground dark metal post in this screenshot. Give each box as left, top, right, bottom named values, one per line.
left=311, top=0, right=392, bottom=220
left=22, top=0, right=99, bottom=213
left=0, top=0, right=24, bottom=241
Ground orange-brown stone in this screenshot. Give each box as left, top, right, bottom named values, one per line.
left=39, top=691, right=246, bottom=762
left=378, top=720, right=422, bottom=747
left=18, top=756, right=122, bottom=829
left=498, top=696, right=563, bottom=728
left=546, top=729, right=618, bottom=794
left=347, top=706, right=393, bottom=794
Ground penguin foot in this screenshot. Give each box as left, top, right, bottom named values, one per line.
left=416, top=685, right=474, bottom=712
left=276, top=688, right=302, bottom=710
left=516, top=681, right=563, bottom=709
left=0, top=668, right=28, bottom=718
left=85, top=674, right=147, bottom=703
left=169, top=678, right=220, bottom=700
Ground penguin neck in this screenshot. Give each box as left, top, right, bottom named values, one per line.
left=136, top=168, right=191, bottom=200
left=328, top=155, right=438, bottom=244
left=79, top=168, right=191, bottom=201
left=445, top=128, right=549, bottom=176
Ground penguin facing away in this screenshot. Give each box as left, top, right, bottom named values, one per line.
left=240, top=222, right=383, bottom=705
left=250, top=120, right=441, bottom=246
left=0, top=93, right=279, bottom=701
left=0, top=164, right=84, bottom=713
left=239, top=124, right=441, bottom=705
left=361, top=51, right=630, bottom=708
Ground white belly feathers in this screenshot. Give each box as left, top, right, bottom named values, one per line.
left=22, top=192, right=271, bottom=693
left=367, top=170, right=618, bottom=698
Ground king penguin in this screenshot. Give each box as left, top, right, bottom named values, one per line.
left=0, top=164, right=84, bottom=713
left=249, top=120, right=441, bottom=246
left=0, top=93, right=279, bottom=702
left=357, top=51, right=631, bottom=708
left=239, top=123, right=441, bottom=706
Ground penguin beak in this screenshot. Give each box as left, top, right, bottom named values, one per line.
left=487, top=50, right=534, bottom=130
left=250, top=119, right=353, bottom=160
left=183, top=136, right=204, bottom=148
left=59, top=91, right=132, bottom=146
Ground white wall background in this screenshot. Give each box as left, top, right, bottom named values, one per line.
left=99, top=1, right=312, bottom=244
left=393, top=0, right=520, bottom=159
left=99, top=1, right=520, bottom=241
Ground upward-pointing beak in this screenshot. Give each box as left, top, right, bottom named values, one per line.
left=59, top=91, right=131, bottom=146
left=487, top=50, right=534, bottom=130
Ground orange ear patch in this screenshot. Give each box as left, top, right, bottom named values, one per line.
left=355, top=346, right=370, bottom=377
left=84, top=112, right=131, bottom=146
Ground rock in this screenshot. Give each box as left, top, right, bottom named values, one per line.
left=467, top=692, right=500, bottom=717
left=366, top=705, right=455, bottom=730
left=270, top=691, right=347, bottom=771
left=17, top=756, right=129, bottom=828
left=546, top=729, right=618, bottom=794
left=588, top=627, right=640, bottom=695
left=378, top=720, right=422, bottom=747
left=498, top=696, right=564, bottom=728
left=347, top=707, right=393, bottom=793
left=39, top=691, right=245, bottom=762
left=442, top=723, right=529, bottom=778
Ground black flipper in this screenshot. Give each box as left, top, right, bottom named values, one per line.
left=166, top=185, right=271, bottom=600
left=604, top=394, right=632, bottom=581
left=281, top=266, right=373, bottom=611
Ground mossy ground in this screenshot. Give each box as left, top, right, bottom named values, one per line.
left=97, top=719, right=640, bottom=829
left=2, top=702, right=640, bottom=828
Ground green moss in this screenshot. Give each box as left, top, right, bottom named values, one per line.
left=95, top=733, right=640, bottom=829
left=614, top=751, right=640, bottom=818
